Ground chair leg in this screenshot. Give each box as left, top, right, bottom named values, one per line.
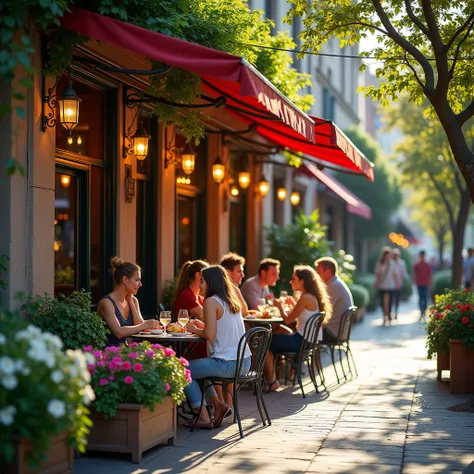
left=330, top=346, right=340, bottom=384
left=315, top=350, right=327, bottom=390
left=296, top=359, right=305, bottom=398
left=307, top=357, right=319, bottom=394
left=233, top=385, right=244, bottom=438
left=257, top=380, right=271, bottom=425
left=338, top=347, right=347, bottom=381
left=348, top=345, right=358, bottom=377
left=254, top=381, right=267, bottom=426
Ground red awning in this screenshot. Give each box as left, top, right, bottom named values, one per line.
left=60, top=7, right=315, bottom=143
left=305, top=164, right=372, bottom=220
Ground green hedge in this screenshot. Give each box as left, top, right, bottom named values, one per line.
left=432, top=269, right=453, bottom=297
left=348, top=283, right=370, bottom=309
left=354, top=273, right=377, bottom=310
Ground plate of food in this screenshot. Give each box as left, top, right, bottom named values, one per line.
left=151, top=329, right=164, bottom=335
left=245, top=314, right=256, bottom=319
left=166, top=323, right=185, bottom=334
left=139, top=329, right=152, bottom=334
left=170, top=332, right=193, bottom=337
left=247, top=310, right=261, bottom=319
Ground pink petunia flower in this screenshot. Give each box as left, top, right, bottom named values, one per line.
left=133, top=363, right=143, bottom=373
left=124, top=376, right=134, bottom=384
left=185, top=369, right=192, bottom=383
left=179, top=357, right=189, bottom=367
left=106, top=346, right=119, bottom=353
left=128, top=352, right=138, bottom=359
left=108, top=375, right=115, bottom=381
left=128, top=342, right=139, bottom=348
left=83, top=345, right=93, bottom=352
left=165, top=383, right=171, bottom=392
left=164, top=348, right=176, bottom=357
left=151, top=344, right=163, bottom=350
left=97, top=360, right=106, bottom=367
left=93, top=350, right=102, bottom=358
left=99, top=378, right=108, bottom=386
left=462, top=317, right=469, bottom=324
left=122, top=361, right=132, bottom=370
left=144, top=349, right=155, bottom=358
left=112, top=356, right=122, bottom=363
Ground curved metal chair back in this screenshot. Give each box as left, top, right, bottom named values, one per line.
left=298, top=311, right=325, bottom=363
left=335, top=306, right=357, bottom=344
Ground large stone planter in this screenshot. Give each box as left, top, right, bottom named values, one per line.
left=87, top=397, right=176, bottom=463
left=436, top=350, right=450, bottom=381
left=3, top=431, right=73, bottom=474
left=449, top=339, right=474, bottom=394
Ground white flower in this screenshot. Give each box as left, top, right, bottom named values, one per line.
left=44, top=353, right=56, bottom=369
left=42, top=333, right=63, bottom=350
left=2, top=375, right=18, bottom=390
left=68, top=365, right=78, bottom=378
left=51, top=370, right=64, bottom=384
left=26, top=325, right=42, bottom=337
left=15, top=329, right=30, bottom=341
left=0, top=334, right=6, bottom=344
left=21, top=367, right=31, bottom=376
left=81, top=385, right=95, bottom=405
left=47, top=399, right=66, bottom=418
left=0, top=357, right=16, bottom=375
left=0, top=406, right=16, bottom=425
left=14, top=360, right=24, bottom=372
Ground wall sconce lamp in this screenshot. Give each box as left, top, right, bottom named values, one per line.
left=290, top=191, right=301, bottom=206
left=257, top=176, right=270, bottom=197
left=238, top=171, right=251, bottom=189
left=277, top=187, right=287, bottom=201
left=180, top=143, right=196, bottom=175
left=124, top=104, right=151, bottom=161
left=212, top=156, right=226, bottom=184
left=60, top=174, right=71, bottom=188
left=165, top=129, right=196, bottom=175
left=230, top=184, right=240, bottom=197
left=42, top=71, right=81, bottom=135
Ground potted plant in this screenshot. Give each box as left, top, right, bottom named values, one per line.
left=426, top=288, right=474, bottom=392
left=0, top=315, right=94, bottom=473
left=25, top=290, right=109, bottom=350
left=85, top=341, right=190, bottom=463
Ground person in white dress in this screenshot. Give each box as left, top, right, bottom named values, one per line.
left=374, top=247, right=399, bottom=325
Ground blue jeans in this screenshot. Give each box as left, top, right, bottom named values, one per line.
left=184, top=357, right=251, bottom=408
left=418, top=285, right=428, bottom=314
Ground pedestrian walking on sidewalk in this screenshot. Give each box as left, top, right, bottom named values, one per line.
left=374, top=247, right=399, bottom=325
left=413, top=250, right=432, bottom=321
left=392, top=248, right=408, bottom=319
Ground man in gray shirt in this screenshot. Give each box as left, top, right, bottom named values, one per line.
left=241, top=258, right=280, bottom=310
left=315, top=257, right=353, bottom=342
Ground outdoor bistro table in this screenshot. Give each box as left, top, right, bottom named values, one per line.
left=243, top=316, right=284, bottom=326
left=132, top=333, right=204, bottom=359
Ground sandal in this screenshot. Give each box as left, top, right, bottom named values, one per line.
left=263, top=379, right=280, bottom=393
left=213, top=404, right=231, bottom=428
left=184, top=418, right=214, bottom=430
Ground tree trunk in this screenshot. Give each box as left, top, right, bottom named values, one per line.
left=451, top=190, right=471, bottom=288
left=436, top=231, right=445, bottom=269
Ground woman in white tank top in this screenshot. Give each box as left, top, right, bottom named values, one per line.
left=263, top=265, right=332, bottom=393
left=185, top=265, right=251, bottom=429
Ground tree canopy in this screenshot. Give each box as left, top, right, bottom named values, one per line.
left=286, top=0, right=474, bottom=202
left=335, top=126, right=402, bottom=242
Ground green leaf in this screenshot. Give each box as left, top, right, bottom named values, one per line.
left=19, top=77, right=33, bottom=88
left=13, top=92, right=25, bottom=101
left=16, top=52, right=30, bottom=68
left=15, top=106, right=26, bottom=119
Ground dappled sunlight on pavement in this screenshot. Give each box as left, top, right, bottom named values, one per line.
left=75, top=297, right=474, bottom=473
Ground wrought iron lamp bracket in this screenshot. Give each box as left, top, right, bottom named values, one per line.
left=41, top=75, right=60, bottom=132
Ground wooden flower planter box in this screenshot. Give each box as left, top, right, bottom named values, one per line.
left=4, top=431, right=73, bottom=474
left=436, top=350, right=450, bottom=381
left=449, top=339, right=474, bottom=394
left=87, top=397, right=177, bottom=463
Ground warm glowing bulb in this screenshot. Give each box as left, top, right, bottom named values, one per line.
left=230, top=185, right=239, bottom=197
left=67, top=136, right=73, bottom=145
left=60, top=174, right=71, bottom=188
left=238, top=172, right=250, bottom=189
left=277, top=188, right=287, bottom=201
left=290, top=192, right=301, bottom=206
left=54, top=241, right=60, bottom=252
left=77, top=136, right=82, bottom=145
left=65, top=108, right=73, bottom=119
left=137, top=143, right=145, bottom=153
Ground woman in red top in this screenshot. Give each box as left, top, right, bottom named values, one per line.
left=174, top=260, right=209, bottom=321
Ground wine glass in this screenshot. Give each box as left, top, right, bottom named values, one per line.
left=279, top=290, right=288, bottom=302
left=293, top=291, right=302, bottom=302
left=160, top=311, right=172, bottom=335
left=257, top=298, right=267, bottom=313
left=178, top=309, right=189, bottom=331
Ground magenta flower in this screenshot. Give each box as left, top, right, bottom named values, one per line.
left=108, top=375, right=115, bottom=381
left=144, top=349, right=155, bottom=358
left=93, top=350, right=102, bottom=358
left=108, top=362, right=118, bottom=371
left=97, top=360, right=105, bottom=367
left=151, top=344, right=163, bottom=350
left=128, top=352, right=138, bottom=359
left=83, top=345, right=93, bottom=352
left=185, top=369, right=192, bottom=383
left=124, top=376, right=134, bottom=384
left=128, top=342, right=139, bottom=348
left=99, top=378, right=108, bottom=386
left=112, top=356, right=122, bottom=363
left=165, top=383, right=171, bottom=392
left=133, top=363, right=143, bottom=373
left=122, top=361, right=132, bottom=371
left=87, top=363, right=96, bottom=371
left=179, top=357, right=189, bottom=367
left=164, top=348, right=176, bottom=357
left=106, top=346, right=119, bottom=353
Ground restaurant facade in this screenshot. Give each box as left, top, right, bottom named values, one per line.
left=0, top=8, right=374, bottom=313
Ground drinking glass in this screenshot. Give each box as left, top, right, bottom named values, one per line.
left=279, top=290, right=288, bottom=301
left=160, top=311, right=172, bottom=335
left=293, top=291, right=302, bottom=302
left=257, top=298, right=267, bottom=313
left=178, top=309, right=189, bottom=330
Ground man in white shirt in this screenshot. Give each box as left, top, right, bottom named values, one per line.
left=315, top=257, right=353, bottom=342
left=241, top=258, right=280, bottom=310
left=219, top=252, right=248, bottom=316
left=392, top=249, right=408, bottom=319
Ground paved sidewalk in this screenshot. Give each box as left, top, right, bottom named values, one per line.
left=76, top=300, right=474, bottom=474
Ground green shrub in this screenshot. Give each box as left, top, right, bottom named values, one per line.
left=161, top=277, right=178, bottom=310
left=25, top=291, right=109, bottom=350
left=432, top=269, right=453, bottom=297
left=347, top=283, right=370, bottom=309
left=354, top=273, right=377, bottom=310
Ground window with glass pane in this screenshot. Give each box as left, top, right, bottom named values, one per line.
left=54, top=172, right=77, bottom=294
left=229, top=201, right=244, bottom=255
left=55, top=75, right=105, bottom=160
left=177, top=196, right=195, bottom=269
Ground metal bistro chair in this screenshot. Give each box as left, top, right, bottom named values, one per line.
left=324, top=306, right=358, bottom=383
left=274, top=312, right=325, bottom=398
left=192, top=326, right=273, bottom=438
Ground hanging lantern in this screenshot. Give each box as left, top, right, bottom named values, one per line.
left=57, top=75, right=81, bottom=136
left=60, top=174, right=71, bottom=188
left=257, top=176, right=270, bottom=197
left=181, top=143, right=196, bottom=175
left=238, top=171, right=250, bottom=189
left=277, top=187, right=287, bottom=201
left=212, top=156, right=225, bottom=183
left=230, top=185, right=240, bottom=197
left=132, top=120, right=151, bottom=161
left=290, top=191, right=301, bottom=206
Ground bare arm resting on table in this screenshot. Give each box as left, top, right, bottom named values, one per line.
left=187, top=298, right=220, bottom=341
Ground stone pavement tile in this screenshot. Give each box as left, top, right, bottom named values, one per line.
left=210, top=455, right=312, bottom=472
left=306, top=460, right=401, bottom=473
left=316, top=448, right=402, bottom=462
